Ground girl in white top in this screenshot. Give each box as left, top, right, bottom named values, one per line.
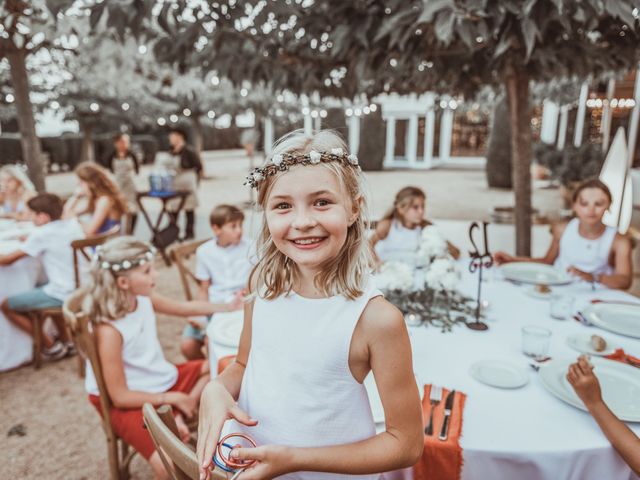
left=494, top=178, right=633, bottom=289
left=80, top=237, right=243, bottom=480
left=0, top=164, right=35, bottom=220
left=197, top=130, right=423, bottom=480
left=370, top=186, right=460, bottom=265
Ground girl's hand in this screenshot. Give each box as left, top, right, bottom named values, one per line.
left=566, top=356, right=603, bottom=408
left=229, top=445, right=293, bottom=480
left=166, top=391, right=198, bottom=418
left=567, top=266, right=594, bottom=282
left=197, top=381, right=258, bottom=480
left=493, top=251, right=513, bottom=265
left=226, top=291, right=245, bottom=312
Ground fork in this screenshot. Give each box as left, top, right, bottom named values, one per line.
left=424, top=385, right=442, bottom=435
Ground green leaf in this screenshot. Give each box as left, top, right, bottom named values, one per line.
left=522, top=18, right=537, bottom=60
left=493, top=34, right=512, bottom=58
left=417, top=0, right=453, bottom=24
left=89, top=3, right=106, bottom=30
left=457, top=19, right=475, bottom=48
left=434, top=10, right=455, bottom=44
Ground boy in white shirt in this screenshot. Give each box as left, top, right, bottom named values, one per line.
left=0, top=193, right=86, bottom=361
left=181, top=204, right=252, bottom=360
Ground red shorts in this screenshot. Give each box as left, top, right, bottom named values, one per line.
left=88, top=360, right=205, bottom=460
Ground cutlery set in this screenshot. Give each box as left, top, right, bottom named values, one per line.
left=424, top=387, right=456, bottom=441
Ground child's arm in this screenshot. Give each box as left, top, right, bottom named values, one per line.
left=82, top=196, right=113, bottom=236
left=196, top=279, right=211, bottom=302
left=567, top=356, right=640, bottom=474
left=494, top=223, right=564, bottom=265
left=150, top=291, right=243, bottom=317
left=96, top=323, right=198, bottom=417
left=369, top=219, right=391, bottom=266
left=0, top=249, right=27, bottom=266
left=227, top=297, right=424, bottom=480
left=197, top=301, right=258, bottom=478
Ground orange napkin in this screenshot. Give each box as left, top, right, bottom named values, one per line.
left=413, top=386, right=467, bottom=480
left=217, top=355, right=236, bottom=374
left=605, top=349, right=640, bottom=368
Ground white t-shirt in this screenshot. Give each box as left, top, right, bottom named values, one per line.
left=195, top=238, right=253, bottom=302
left=20, top=218, right=85, bottom=300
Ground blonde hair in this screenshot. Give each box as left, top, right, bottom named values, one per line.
left=0, top=164, right=35, bottom=193
left=382, top=186, right=427, bottom=227
left=250, top=129, right=373, bottom=300
left=81, top=236, right=154, bottom=323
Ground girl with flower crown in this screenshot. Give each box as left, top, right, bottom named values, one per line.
left=196, top=130, right=423, bottom=480
left=370, top=186, right=460, bottom=266
left=80, top=236, right=243, bottom=479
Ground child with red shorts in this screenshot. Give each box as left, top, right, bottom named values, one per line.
left=80, top=236, right=242, bottom=478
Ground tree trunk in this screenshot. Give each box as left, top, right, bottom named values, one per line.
left=506, top=68, right=532, bottom=256
left=7, top=50, right=45, bottom=191
left=485, top=95, right=512, bottom=189
left=191, top=115, right=204, bottom=155
left=80, top=123, right=95, bottom=163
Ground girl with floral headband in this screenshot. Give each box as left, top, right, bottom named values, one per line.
left=80, top=236, right=243, bottom=478
left=197, top=129, right=423, bottom=480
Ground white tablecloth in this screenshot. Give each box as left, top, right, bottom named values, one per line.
left=207, top=269, right=640, bottom=480
left=0, top=239, right=41, bottom=372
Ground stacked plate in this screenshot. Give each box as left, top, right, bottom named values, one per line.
left=539, top=357, right=640, bottom=422
left=580, top=303, right=640, bottom=339
left=500, top=262, right=573, bottom=286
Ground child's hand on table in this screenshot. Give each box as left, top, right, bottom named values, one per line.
left=566, top=355, right=603, bottom=409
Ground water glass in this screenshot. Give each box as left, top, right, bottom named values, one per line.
left=550, top=295, right=575, bottom=320
left=522, top=326, right=551, bottom=360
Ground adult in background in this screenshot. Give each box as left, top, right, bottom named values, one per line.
left=156, top=128, right=202, bottom=240
left=103, top=133, right=139, bottom=234
left=0, top=164, right=36, bottom=220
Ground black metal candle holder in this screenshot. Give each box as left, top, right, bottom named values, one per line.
left=467, top=221, right=491, bottom=331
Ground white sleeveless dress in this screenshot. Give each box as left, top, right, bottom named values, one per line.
left=554, top=218, right=617, bottom=276
left=375, top=220, right=422, bottom=265
left=85, top=296, right=178, bottom=396
left=227, top=280, right=383, bottom=480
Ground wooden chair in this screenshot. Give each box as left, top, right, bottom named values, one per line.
left=63, top=289, right=137, bottom=480
left=142, top=403, right=227, bottom=480
left=168, top=239, right=208, bottom=301
left=29, top=225, right=121, bottom=371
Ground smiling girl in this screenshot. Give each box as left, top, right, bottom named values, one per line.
left=196, top=130, right=423, bottom=480
left=494, top=178, right=633, bottom=289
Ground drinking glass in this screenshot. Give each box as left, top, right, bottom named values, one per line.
left=522, top=326, right=551, bottom=360
left=550, top=295, right=574, bottom=320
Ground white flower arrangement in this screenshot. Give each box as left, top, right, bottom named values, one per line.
left=331, top=148, right=344, bottom=156
left=374, top=261, right=415, bottom=292
left=348, top=154, right=359, bottom=165
left=424, top=257, right=460, bottom=292
left=417, top=226, right=448, bottom=264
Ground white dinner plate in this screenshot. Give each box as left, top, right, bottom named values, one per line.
left=581, top=303, right=640, bottom=339
left=209, top=311, right=244, bottom=348
left=523, top=286, right=554, bottom=300
left=565, top=333, right=618, bottom=356
left=539, top=357, right=640, bottom=422
left=469, top=359, right=529, bottom=389
left=500, top=262, right=573, bottom=286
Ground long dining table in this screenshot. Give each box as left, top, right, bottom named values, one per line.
left=207, top=265, right=640, bottom=480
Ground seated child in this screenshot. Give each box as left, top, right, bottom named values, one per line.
left=81, top=236, right=242, bottom=479
left=181, top=204, right=252, bottom=360
left=0, top=193, right=85, bottom=360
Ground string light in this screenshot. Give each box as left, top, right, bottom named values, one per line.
left=138, top=45, right=147, bottom=54
left=121, top=102, right=130, bottom=111
left=183, top=108, right=191, bottom=116
left=169, top=114, right=179, bottom=123
left=5, top=93, right=15, bottom=103
left=207, top=110, right=215, bottom=119
left=157, top=117, right=166, bottom=126
left=90, top=102, right=99, bottom=112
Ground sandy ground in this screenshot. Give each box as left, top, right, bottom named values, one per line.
left=2, top=150, right=638, bottom=478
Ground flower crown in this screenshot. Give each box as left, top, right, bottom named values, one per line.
left=244, top=148, right=360, bottom=189
left=94, top=247, right=156, bottom=273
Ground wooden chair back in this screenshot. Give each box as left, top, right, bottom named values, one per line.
left=143, top=404, right=227, bottom=480
left=71, top=225, right=121, bottom=288
left=168, top=239, right=208, bottom=300
left=63, top=289, right=136, bottom=479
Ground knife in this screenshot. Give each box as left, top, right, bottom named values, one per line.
left=438, top=390, right=456, bottom=441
